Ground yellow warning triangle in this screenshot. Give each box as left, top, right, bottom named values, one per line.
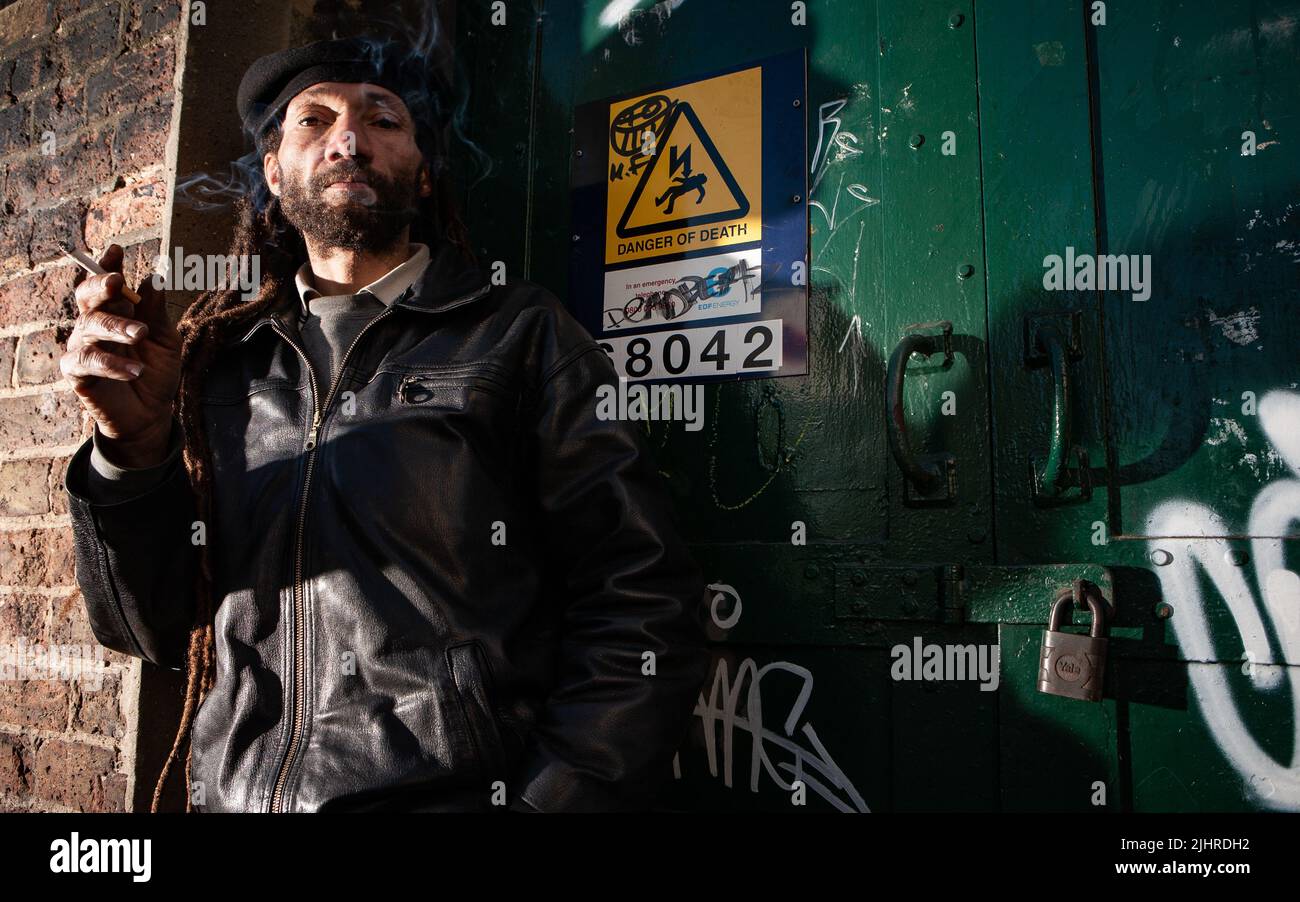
left=616, top=101, right=749, bottom=238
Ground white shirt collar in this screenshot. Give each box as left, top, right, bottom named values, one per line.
left=294, top=243, right=431, bottom=314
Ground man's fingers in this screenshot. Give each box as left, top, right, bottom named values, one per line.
left=79, top=310, right=148, bottom=344
left=74, top=271, right=135, bottom=317
left=60, top=344, right=143, bottom=382
left=97, top=243, right=125, bottom=275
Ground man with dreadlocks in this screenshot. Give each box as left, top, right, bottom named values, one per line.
left=60, top=37, right=711, bottom=813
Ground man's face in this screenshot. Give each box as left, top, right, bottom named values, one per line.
left=264, top=81, right=433, bottom=252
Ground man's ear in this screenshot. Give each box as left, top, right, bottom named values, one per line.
left=264, top=152, right=283, bottom=198
left=417, top=162, right=433, bottom=199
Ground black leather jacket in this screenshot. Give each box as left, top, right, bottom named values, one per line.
left=64, top=241, right=712, bottom=812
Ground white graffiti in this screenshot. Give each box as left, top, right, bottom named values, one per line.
left=682, top=583, right=868, bottom=811
left=689, top=655, right=870, bottom=812
left=1147, top=389, right=1300, bottom=810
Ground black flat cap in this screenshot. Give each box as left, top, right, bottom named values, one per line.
left=237, top=37, right=449, bottom=139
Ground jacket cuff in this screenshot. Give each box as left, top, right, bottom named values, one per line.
left=73, top=418, right=183, bottom=506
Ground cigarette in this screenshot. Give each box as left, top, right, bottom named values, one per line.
left=61, top=244, right=142, bottom=304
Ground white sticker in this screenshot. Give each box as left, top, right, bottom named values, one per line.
left=601, top=249, right=763, bottom=332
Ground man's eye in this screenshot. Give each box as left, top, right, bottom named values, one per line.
left=298, top=115, right=324, bottom=127
left=374, top=118, right=400, bottom=129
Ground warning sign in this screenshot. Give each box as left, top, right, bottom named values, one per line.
left=569, top=51, right=808, bottom=384
left=605, top=66, right=761, bottom=266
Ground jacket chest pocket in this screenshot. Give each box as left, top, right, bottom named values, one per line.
left=446, top=640, right=509, bottom=781
left=391, top=364, right=513, bottom=408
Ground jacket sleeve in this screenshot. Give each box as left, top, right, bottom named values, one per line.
left=510, top=340, right=713, bottom=812
left=64, top=416, right=199, bottom=671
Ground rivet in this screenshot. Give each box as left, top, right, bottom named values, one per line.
left=575, top=149, right=583, bottom=157
left=949, top=13, right=965, bottom=28
left=909, top=133, right=925, bottom=148
left=792, top=194, right=802, bottom=203
left=804, top=564, right=820, bottom=580
left=1149, top=548, right=1173, bottom=566
left=1155, top=603, right=1174, bottom=619
left=852, top=570, right=866, bottom=587
left=793, top=99, right=801, bottom=107
left=957, top=264, right=975, bottom=280
left=571, top=234, right=580, bottom=242
left=902, top=570, right=918, bottom=586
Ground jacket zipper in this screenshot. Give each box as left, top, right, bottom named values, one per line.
left=264, top=305, right=396, bottom=813
left=258, top=279, right=490, bottom=812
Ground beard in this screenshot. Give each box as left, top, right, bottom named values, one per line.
left=278, top=159, right=421, bottom=253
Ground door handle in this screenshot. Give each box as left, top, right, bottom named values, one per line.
left=886, top=320, right=955, bottom=500
left=1027, top=315, right=1091, bottom=504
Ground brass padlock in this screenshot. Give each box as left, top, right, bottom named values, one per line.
left=1038, top=582, right=1109, bottom=701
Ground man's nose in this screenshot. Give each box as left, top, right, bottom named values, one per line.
left=324, top=112, right=371, bottom=162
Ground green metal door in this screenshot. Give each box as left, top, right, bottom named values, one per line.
left=453, top=0, right=1299, bottom=812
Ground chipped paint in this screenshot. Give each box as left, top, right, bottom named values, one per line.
left=1206, top=306, right=1262, bottom=345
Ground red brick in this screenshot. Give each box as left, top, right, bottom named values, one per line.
left=0, top=390, right=84, bottom=448
left=84, top=177, right=165, bottom=248
left=31, top=738, right=124, bottom=811
left=0, top=336, right=14, bottom=388
left=126, top=0, right=181, bottom=44
left=52, top=6, right=121, bottom=76
left=6, top=43, right=58, bottom=99
left=0, top=733, right=27, bottom=800
left=85, top=38, right=175, bottom=121
left=70, top=666, right=120, bottom=738
left=0, top=529, right=75, bottom=584
left=0, top=591, right=48, bottom=641
left=16, top=326, right=61, bottom=385
left=28, top=198, right=87, bottom=265
left=15, top=125, right=114, bottom=208
left=47, top=453, right=71, bottom=515
left=0, top=212, right=33, bottom=280
left=0, top=1, right=55, bottom=47
left=0, top=101, right=31, bottom=156
left=0, top=266, right=78, bottom=329
left=0, top=733, right=29, bottom=795
left=0, top=679, right=68, bottom=730
left=0, top=458, right=53, bottom=516
left=30, top=81, right=84, bottom=139
left=50, top=590, right=96, bottom=646
left=111, top=99, right=170, bottom=170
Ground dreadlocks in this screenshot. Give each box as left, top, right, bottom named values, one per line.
left=151, top=118, right=476, bottom=813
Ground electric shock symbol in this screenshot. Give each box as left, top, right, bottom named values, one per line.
left=615, top=100, right=749, bottom=239
left=655, top=145, right=707, bottom=215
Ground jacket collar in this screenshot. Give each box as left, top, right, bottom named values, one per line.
left=240, top=240, right=491, bottom=343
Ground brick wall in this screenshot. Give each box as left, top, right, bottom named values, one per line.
left=0, top=0, right=182, bottom=812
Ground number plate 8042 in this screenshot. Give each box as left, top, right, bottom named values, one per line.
left=598, top=318, right=784, bottom=381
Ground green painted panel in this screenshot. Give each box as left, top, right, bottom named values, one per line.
left=876, top=0, right=994, bottom=562
left=1093, top=0, right=1300, bottom=539
left=976, top=0, right=1113, bottom=563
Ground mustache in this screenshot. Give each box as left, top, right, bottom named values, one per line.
left=310, top=161, right=379, bottom=191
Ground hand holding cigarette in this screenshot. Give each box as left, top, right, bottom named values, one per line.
left=63, top=243, right=143, bottom=304
left=59, top=243, right=184, bottom=469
